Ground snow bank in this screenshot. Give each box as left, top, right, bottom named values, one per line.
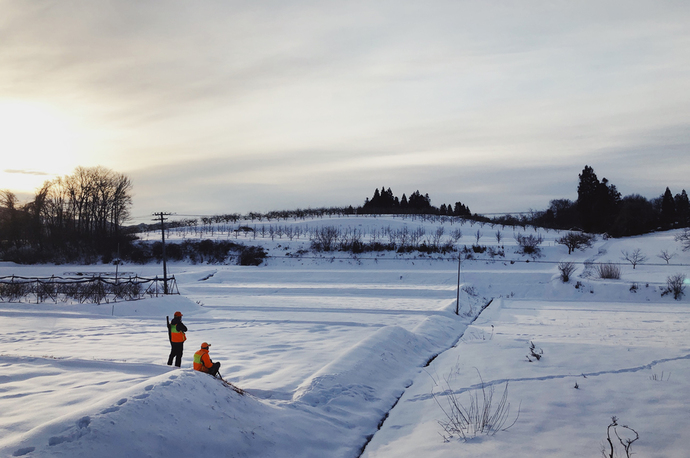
left=5, top=369, right=339, bottom=458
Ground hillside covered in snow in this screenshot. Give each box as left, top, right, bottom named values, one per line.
left=1, top=215, right=689, bottom=457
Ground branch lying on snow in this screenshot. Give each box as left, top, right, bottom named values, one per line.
left=526, top=341, right=543, bottom=362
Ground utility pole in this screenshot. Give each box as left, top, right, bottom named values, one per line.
left=455, top=254, right=462, bottom=315
left=153, top=212, right=173, bottom=294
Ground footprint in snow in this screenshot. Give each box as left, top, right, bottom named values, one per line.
left=161, top=380, right=172, bottom=386
left=100, top=406, right=119, bottom=414
left=47, top=417, right=91, bottom=447
left=133, top=393, right=149, bottom=399
left=144, top=384, right=154, bottom=391
left=12, top=447, right=35, bottom=456
left=77, top=416, right=90, bottom=429
left=116, top=398, right=127, bottom=406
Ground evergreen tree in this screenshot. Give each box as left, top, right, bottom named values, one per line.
left=453, top=201, right=471, bottom=216
left=576, top=166, right=620, bottom=233
left=408, top=190, right=433, bottom=212
left=400, top=193, right=408, bottom=211
left=577, top=165, right=600, bottom=232
left=593, top=178, right=621, bottom=233
left=675, top=190, right=690, bottom=227
left=661, top=187, right=676, bottom=229
left=362, top=187, right=400, bottom=213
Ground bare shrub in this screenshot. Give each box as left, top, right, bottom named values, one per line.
left=474, top=229, right=483, bottom=245
left=602, top=416, right=638, bottom=458
left=558, top=262, right=576, bottom=283
left=310, top=226, right=340, bottom=251
left=432, top=227, right=445, bottom=248
left=514, top=233, right=544, bottom=257
left=32, top=279, right=58, bottom=302
left=661, top=273, right=686, bottom=300
left=450, top=228, right=463, bottom=243
left=649, top=371, right=670, bottom=381
left=461, top=285, right=478, bottom=297
left=433, top=368, right=520, bottom=442
left=526, top=341, right=543, bottom=362
left=0, top=280, right=30, bottom=302
left=110, top=281, right=142, bottom=300
left=238, top=246, right=267, bottom=266
left=596, top=263, right=621, bottom=279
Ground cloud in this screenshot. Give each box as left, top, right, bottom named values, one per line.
left=4, top=169, right=51, bottom=176
left=2, top=1, right=689, bottom=217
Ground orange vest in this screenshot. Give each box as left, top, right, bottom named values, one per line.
left=194, top=349, right=211, bottom=372
left=170, top=324, right=186, bottom=343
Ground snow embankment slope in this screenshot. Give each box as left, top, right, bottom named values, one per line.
left=2, top=292, right=484, bottom=458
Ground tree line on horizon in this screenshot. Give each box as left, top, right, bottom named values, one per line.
left=352, top=168, right=689, bottom=238
left=1, top=164, right=688, bottom=264
left=360, top=187, right=472, bottom=217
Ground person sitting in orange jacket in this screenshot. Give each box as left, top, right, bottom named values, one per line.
left=193, top=342, right=221, bottom=377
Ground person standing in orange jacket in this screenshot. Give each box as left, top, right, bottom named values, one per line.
left=193, top=342, right=221, bottom=377
left=166, top=311, right=187, bottom=367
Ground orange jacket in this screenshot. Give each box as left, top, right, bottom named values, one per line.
left=193, top=349, right=212, bottom=372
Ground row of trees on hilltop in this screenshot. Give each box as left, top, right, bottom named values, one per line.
left=3, top=164, right=687, bottom=264
left=0, top=166, right=133, bottom=263
left=360, top=187, right=471, bottom=216
left=528, top=165, right=689, bottom=236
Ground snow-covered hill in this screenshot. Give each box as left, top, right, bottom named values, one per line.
left=1, top=216, right=688, bottom=457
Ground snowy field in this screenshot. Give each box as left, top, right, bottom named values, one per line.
left=1, top=216, right=689, bottom=457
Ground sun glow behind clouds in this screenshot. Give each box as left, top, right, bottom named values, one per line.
left=0, top=100, right=81, bottom=192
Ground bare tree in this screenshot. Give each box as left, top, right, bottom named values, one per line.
left=450, top=228, right=463, bottom=244
left=432, top=226, right=445, bottom=248
left=0, top=190, right=18, bottom=210
left=675, top=228, right=690, bottom=251
left=657, top=249, right=676, bottom=264
left=0, top=190, right=21, bottom=246
left=556, top=232, right=595, bottom=254
left=621, top=249, right=647, bottom=269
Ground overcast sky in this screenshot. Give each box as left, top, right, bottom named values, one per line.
left=1, top=0, right=689, bottom=222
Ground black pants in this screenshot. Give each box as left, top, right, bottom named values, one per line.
left=208, top=362, right=221, bottom=377
left=167, top=342, right=184, bottom=367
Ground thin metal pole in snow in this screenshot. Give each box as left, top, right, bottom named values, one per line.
left=455, top=255, right=461, bottom=315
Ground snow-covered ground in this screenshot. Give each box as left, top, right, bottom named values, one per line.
left=1, top=216, right=688, bottom=457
